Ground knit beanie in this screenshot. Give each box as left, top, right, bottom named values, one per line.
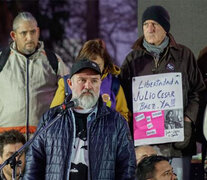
left=142, top=5, right=170, bottom=33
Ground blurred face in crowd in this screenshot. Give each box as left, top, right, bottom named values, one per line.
left=153, top=160, right=177, bottom=180
left=0, top=143, right=25, bottom=180
left=68, top=69, right=101, bottom=109
left=143, top=20, right=166, bottom=46
left=135, top=146, right=157, bottom=164
left=92, top=56, right=105, bottom=73
left=10, top=20, right=39, bottom=55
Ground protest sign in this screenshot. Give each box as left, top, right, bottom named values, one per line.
left=133, top=73, right=184, bottom=146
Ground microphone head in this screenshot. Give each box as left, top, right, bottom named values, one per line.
left=60, top=98, right=79, bottom=110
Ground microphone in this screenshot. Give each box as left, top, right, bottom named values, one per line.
left=60, top=98, right=79, bottom=110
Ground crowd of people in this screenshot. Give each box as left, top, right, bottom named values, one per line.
left=0, top=4, right=206, bottom=180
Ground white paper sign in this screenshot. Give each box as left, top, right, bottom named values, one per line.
left=132, top=73, right=184, bottom=146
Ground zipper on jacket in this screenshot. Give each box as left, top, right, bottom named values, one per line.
left=66, top=110, right=76, bottom=179
left=144, top=50, right=159, bottom=73
left=86, top=109, right=101, bottom=180
left=87, top=119, right=92, bottom=180
left=157, top=47, right=169, bottom=68
left=154, top=57, right=159, bottom=68
left=153, top=47, right=169, bottom=70
left=87, top=110, right=98, bottom=180
left=26, top=58, right=30, bottom=141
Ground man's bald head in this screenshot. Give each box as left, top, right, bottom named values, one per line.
left=135, top=145, right=157, bottom=164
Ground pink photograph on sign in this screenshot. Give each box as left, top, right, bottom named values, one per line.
left=133, top=110, right=165, bottom=140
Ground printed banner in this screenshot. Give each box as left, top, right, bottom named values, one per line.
left=132, top=73, right=184, bottom=146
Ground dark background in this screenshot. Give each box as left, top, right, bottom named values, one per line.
left=0, top=0, right=138, bottom=67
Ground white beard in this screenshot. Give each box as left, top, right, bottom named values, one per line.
left=73, top=89, right=99, bottom=109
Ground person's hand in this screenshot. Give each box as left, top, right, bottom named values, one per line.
left=173, top=116, right=192, bottom=149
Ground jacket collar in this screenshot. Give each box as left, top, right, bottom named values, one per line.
left=10, top=41, right=44, bottom=57
left=101, top=64, right=121, bottom=80
left=96, top=97, right=111, bottom=119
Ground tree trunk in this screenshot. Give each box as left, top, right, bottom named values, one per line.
left=86, top=0, right=99, bottom=40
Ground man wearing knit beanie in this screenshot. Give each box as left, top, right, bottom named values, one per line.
left=120, top=5, right=205, bottom=180
left=141, top=5, right=170, bottom=46
left=142, top=5, right=170, bottom=33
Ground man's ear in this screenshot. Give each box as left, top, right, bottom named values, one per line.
left=10, top=31, right=16, bottom=41
left=67, top=79, right=72, bottom=89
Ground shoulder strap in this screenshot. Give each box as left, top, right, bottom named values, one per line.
left=0, top=46, right=11, bottom=72
left=111, top=75, right=120, bottom=96
left=0, top=48, right=59, bottom=74
left=45, top=49, right=58, bottom=74
left=63, top=74, right=72, bottom=97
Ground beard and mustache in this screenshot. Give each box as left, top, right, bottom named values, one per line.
left=23, top=41, right=36, bottom=55
left=72, top=89, right=99, bottom=109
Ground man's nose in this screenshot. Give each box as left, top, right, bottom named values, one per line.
left=147, top=23, right=154, bottom=32
left=26, top=32, right=33, bottom=41
left=84, top=80, right=92, bottom=89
